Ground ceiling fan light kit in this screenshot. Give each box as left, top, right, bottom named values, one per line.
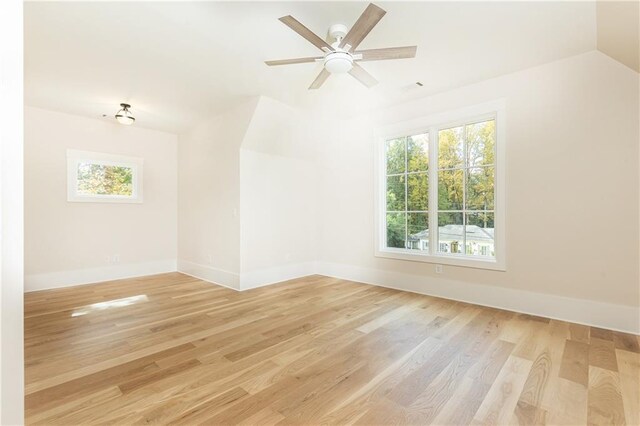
left=324, top=51, right=353, bottom=74
left=265, top=3, right=417, bottom=89
left=115, top=103, right=135, bottom=125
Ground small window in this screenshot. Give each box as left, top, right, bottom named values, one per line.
left=67, top=150, right=143, bottom=203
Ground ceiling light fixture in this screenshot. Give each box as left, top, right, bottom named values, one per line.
left=323, top=51, right=354, bottom=74
left=115, top=103, right=135, bottom=125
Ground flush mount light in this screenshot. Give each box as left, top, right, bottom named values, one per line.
left=323, top=51, right=354, bottom=74
left=115, top=103, right=135, bottom=125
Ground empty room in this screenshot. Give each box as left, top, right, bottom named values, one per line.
left=0, top=0, right=639, bottom=425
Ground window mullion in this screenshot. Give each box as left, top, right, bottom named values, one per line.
left=462, top=126, right=467, bottom=255
left=429, top=126, right=438, bottom=256
left=404, top=137, right=408, bottom=249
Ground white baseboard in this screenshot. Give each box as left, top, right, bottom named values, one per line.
left=178, top=259, right=639, bottom=333
left=176, top=260, right=317, bottom=292
left=177, top=259, right=240, bottom=290
left=240, top=261, right=317, bottom=290
left=316, top=262, right=640, bottom=335
left=25, top=259, right=177, bottom=292
left=34, top=257, right=637, bottom=334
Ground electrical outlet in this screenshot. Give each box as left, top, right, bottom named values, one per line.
left=207, top=254, right=213, bottom=264
left=113, top=254, right=120, bottom=264
left=435, top=264, right=443, bottom=274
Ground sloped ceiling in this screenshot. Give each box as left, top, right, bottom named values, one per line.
left=25, top=1, right=598, bottom=134
left=596, top=1, right=640, bottom=73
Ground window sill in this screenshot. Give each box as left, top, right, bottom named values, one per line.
left=375, top=248, right=506, bottom=271
left=67, top=195, right=143, bottom=204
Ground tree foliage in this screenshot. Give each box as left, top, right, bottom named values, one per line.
left=77, top=163, right=133, bottom=196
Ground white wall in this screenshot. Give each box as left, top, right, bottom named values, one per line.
left=317, top=51, right=640, bottom=332
left=239, top=97, right=320, bottom=289
left=177, top=96, right=322, bottom=290
left=177, top=99, right=258, bottom=289
left=0, top=0, right=24, bottom=422
left=24, top=107, right=178, bottom=291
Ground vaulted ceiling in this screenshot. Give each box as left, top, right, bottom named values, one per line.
left=25, top=1, right=606, bottom=134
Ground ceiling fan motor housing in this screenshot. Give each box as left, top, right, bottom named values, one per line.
left=328, top=23, right=348, bottom=41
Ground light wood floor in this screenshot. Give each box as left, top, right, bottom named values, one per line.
left=25, top=273, right=639, bottom=425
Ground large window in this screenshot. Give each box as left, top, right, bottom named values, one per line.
left=377, top=102, right=505, bottom=270
left=67, top=150, right=143, bottom=203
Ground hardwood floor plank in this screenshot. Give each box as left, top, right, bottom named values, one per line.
left=545, top=378, right=588, bottom=426
left=569, top=323, right=590, bottom=344
left=587, top=366, right=626, bottom=425
left=430, top=376, right=491, bottom=426
left=559, top=339, right=590, bottom=387
left=589, top=337, right=619, bottom=372
left=471, top=355, right=533, bottom=425
left=27, top=386, right=123, bottom=425
left=517, top=349, right=552, bottom=408
left=170, top=386, right=250, bottom=425
left=407, top=311, right=508, bottom=424
left=613, top=332, right=640, bottom=354
left=387, top=310, right=494, bottom=407
left=616, top=349, right=640, bottom=426
left=512, top=400, right=547, bottom=425
left=590, top=327, right=615, bottom=342
left=319, top=337, right=445, bottom=425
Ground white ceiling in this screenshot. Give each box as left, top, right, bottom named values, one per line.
left=25, top=1, right=597, bottom=134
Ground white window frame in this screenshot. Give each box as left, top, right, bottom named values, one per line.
left=67, top=149, right=143, bottom=203
left=374, top=100, right=506, bottom=271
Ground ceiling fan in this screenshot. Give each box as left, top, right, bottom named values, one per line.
left=265, top=3, right=417, bottom=90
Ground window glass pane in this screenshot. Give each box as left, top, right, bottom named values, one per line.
left=407, top=133, right=429, bottom=172
left=438, top=212, right=463, bottom=254
left=386, top=212, right=406, bottom=248
left=466, top=167, right=494, bottom=210
left=386, top=138, right=406, bottom=174
left=407, top=173, right=428, bottom=211
left=466, top=120, right=495, bottom=167
left=386, top=175, right=405, bottom=211
left=407, top=213, right=428, bottom=251
left=77, top=163, right=133, bottom=196
left=466, top=212, right=495, bottom=257
left=438, top=126, right=464, bottom=169
left=438, top=169, right=463, bottom=210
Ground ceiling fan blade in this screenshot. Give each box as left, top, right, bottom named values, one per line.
left=279, top=15, right=334, bottom=52
left=265, top=56, right=323, bottom=66
left=339, top=3, right=386, bottom=51
left=349, top=63, right=378, bottom=88
left=309, top=69, right=330, bottom=90
left=354, top=46, right=417, bottom=62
